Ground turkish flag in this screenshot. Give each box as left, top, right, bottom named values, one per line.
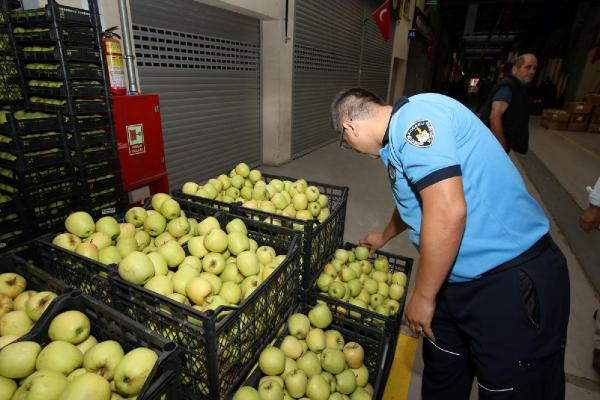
left=372, top=1, right=391, bottom=42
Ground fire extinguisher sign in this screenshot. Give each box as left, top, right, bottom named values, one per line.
left=126, top=124, right=146, bottom=155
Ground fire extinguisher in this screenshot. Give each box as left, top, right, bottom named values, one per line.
left=102, top=27, right=127, bottom=96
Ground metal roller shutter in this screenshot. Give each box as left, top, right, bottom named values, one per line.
left=130, top=0, right=260, bottom=189
left=292, top=0, right=393, bottom=158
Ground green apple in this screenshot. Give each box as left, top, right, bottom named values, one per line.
left=256, top=246, right=276, bottom=265
left=12, top=370, right=67, bottom=400
left=231, top=175, right=244, bottom=189
left=48, top=310, right=90, bottom=344
left=373, top=257, right=389, bottom=272
left=320, top=348, right=346, bottom=374
left=202, top=252, right=225, bottom=275
left=143, top=213, right=167, bottom=236
left=61, top=372, right=111, bottom=400
left=340, top=267, right=357, bottom=283
left=0, top=310, right=32, bottom=336
left=185, top=277, right=213, bottom=306
left=288, top=313, right=311, bottom=339
left=179, top=255, right=202, bottom=272
left=327, top=281, right=346, bottom=300
left=67, top=367, right=88, bottom=381
left=118, top=223, right=136, bottom=239
left=297, top=351, right=321, bottom=377
left=154, top=232, right=174, bottom=248
left=76, top=334, right=97, bottom=355
left=187, top=236, right=208, bottom=258
left=83, top=340, right=124, bottom=380
left=171, top=265, right=199, bottom=295
left=248, top=169, right=261, bottom=183
left=116, top=237, right=138, bottom=258
left=227, top=231, right=249, bottom=255
left=258, top=379, right=283, bottom=400
left=166, top=216, right=189, bottom=238
left=125, top=207, right=147, bottom=227
left=99, top=246, right=121, bottom=265
left=334, top=249, right=349, bottom=263
left=75, top=243, right=99, bottom=261
left=350, top=387, right=370, bottom=400
left=391, top=271, right=408, bottom=286
left=305, top=373, right=329, bottom=400
left=324, top=330, right=345, bottom=350
left=0, top=341, right=41, bottom=378
left=182, top=181, right=198, bottom=194
left=371, top=271, right=387, bottom=283
left=370, top=293, right=384, bottom=308
left=158, top=241, right=185, bottom=268
left=307, top=202, right=321, bottom=218
left=147, top=252, right=168, bottom=276
left=280, top=335, right=303, bottom=359
left=249, top=239, right=259, bottom=253
left=317, top=194, right=328, bottom=208
left=363, top=278, right=378, bottom=295
left=119, top=252, right=155, bottom=285
left=351, top=364, right=369, bottom=387
left=25, top=291, right=57, bottom=321
left=316, top=273, right=333, bottom=292
left=151, top=193, right=171, bottom=211
left=335, top=369, right=357, bottom=395
left=235, top=163, right=250, bottom=178
left=113, top=347, right=158, bottom=395
left=65, top=211, right=95, bottom=238
left=306, top=328, right=326, bottom=353
left=199, top=272, right=222, bottom=294
left=204, top=229, right=229, bottom=253
left=220, top=264, right=244, bottom=283
left=347, top=279, right=363, bottom=297
left=234, top=386, right=260, bottom=400
left=13, top=290, right=36, bottom=311
left=259, top=346, right=285, bottom=375
left=135, top=230, right=151, bottom=249
left=219, top=281, right=241, bottom=304
left=237, top=251, right=260, bottom=277
left=197, top=216, right=220, bottom=236
left=52, top=233, right=81, bottom=251
left=385, top=299, right=401, bottom=315
left=218, top=174, right=231, bottom=190
left=0, top=376, right=16, bottom=399
left=284, top=369, right=307, bottom=398
left=144, top=276, right=173, bottom=296
left=354, top=246, right=369, bottom=261
left=389, top=283, right=405, bottom=300
left=292, top=193, right=308, bottom=211
left=36, top=340, right=82, bottom=374
left=95, top=216, right=120, bottom=240
left=225, top=187, right=240, bottom=199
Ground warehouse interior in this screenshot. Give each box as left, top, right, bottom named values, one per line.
left=0, top=0, right=599, bottom=399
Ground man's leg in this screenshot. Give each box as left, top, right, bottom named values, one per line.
left=450, top=240, right=570, bottom=400
left=422, top=289, right=474, bottom=400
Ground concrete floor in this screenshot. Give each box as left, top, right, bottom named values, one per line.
left=260, top=118, right=600, bottom=399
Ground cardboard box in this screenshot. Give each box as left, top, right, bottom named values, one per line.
left=591, top=107, right=600, bottom=123
left=541, top=119, right=568, bottom=130
left=587, top=123, right=600, bottom=133
left=542, top=109, right=570, bottom=122
left=583, top=93, right=600, bottom=106
left=565, top=101, right=593, bottom=114
left=569, top=113, right=590, bottom=124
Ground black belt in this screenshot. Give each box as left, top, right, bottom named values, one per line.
left=481, top=234, right=551, bottom=278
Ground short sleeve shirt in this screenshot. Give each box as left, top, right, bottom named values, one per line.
left=493, top=86, right=513, bottom=103
left=379, top=93, right=549, bottom=282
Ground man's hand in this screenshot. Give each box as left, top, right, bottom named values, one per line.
left=359, top=232, right=387, bottom=256
left=579, top=204, right=600, bottom=232
left=405, top=291, right=436, bottom=341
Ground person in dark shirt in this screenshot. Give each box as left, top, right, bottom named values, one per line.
left=480, top=54, right=537, bottom=154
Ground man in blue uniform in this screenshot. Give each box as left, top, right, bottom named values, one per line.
left=330, top=88, right=570, bottom=399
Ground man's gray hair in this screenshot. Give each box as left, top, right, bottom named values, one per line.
left=512, top=53, right=536, bottom=68
left=330, top=88, right=386, bottom=132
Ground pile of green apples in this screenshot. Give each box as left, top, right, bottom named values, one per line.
left=0, top=309, right=159, bottom=400
left=52, top=193, right=288, bottom=314
left=12, top=110, right=53, bottom=120
left=23, top=63, right=59, bottom=71
left=0, top=273, right=59, bottom=349
left=235, top=303, right=374, bottom=400
left=28, top=80, right=63, bottom=88
left=315, top=247, right=408, bottom=318
left=182, top=163, right=331, bottom=225
left=29, top=97, right=66, bottom=106
left=22, top=46, right=55, bottom=52
left=13, top=27, right=49, bottom=33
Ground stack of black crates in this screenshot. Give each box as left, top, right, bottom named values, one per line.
left=11, top=0, right=125, bottom=218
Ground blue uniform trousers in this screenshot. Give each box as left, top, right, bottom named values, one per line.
left=422, top=236, right=570, bottom=399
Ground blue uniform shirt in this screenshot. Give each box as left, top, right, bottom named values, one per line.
left=379, top=93, right=549, bottom=282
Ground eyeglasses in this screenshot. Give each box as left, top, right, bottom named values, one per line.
left=338, top=127, right=351, bottom=150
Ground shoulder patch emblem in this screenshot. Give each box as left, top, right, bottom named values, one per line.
left=405, top=120, right=435, bottom=148
left=387, top=163, right=396, bottom=182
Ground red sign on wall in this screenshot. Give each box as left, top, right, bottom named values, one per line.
left=126, top=124, right=146, bottom=155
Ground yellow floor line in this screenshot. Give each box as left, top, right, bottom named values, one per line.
left=383, top=334, right=419, bottom=400
left=546, top=129, right=600, bottom=161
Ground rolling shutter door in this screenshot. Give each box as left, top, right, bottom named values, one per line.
left=292, top=0, right=393, bottom=158
left=130, top=0, right=260, bottom=189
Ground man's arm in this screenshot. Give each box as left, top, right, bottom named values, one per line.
left=580, top=177, right=600, bottom=232
left=360, top=208, right=407, bottom=256
left=404, top=176, right=466, bottom=340
left=489, top=100, right=509, bottom=151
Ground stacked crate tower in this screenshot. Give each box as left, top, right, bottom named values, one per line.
left=12, top=0, right=125, bottom=219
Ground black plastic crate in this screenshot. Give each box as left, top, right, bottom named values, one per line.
left=173, top=172, right=349, bottom=290
left=0, top=129, right=62, bottom=152
left=23, top=62, right=103, bottom=79
left=11, top=4, right=93, bottom=26
left=20, top=45, right=100, bottom=62
left=74, top=157, right=119, bottom=180
left=0, top=253, right=73, bottom=295
left=0, top=228, right=27, bottom=252
left=21, top=179, right=75, bottom=206
left=0, top=211, right=22, bottom=234
left=241, top=298, right=394, bottom=400
left=110, top=212, right=301, bottom=400
left=76, top=172, right=119, bottom=193
left=0, top=56, right=18, bottom=75
left=14, top=26, right=96, bottom=44
left=65, top=113, right=107, bottom=130
left=0, top=111, right=59, bottom=133
left=27, top=195, right=77, bottom=221
left=0, top=161, right=72, bottom=189
left=28, top=82, right=104, bottom=98
left=0, top=146, right=67, bottom=169
left=67, top=127, right=110, bottom=147
left=29, top=97, right=106, bottom=114
left=70, top=143, right=114, bottom=164
left=0, top=197, right=15, bottom=215
left=36, top=232, right=114, bottom=303
left=17, top=293, right=179, bottom=400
